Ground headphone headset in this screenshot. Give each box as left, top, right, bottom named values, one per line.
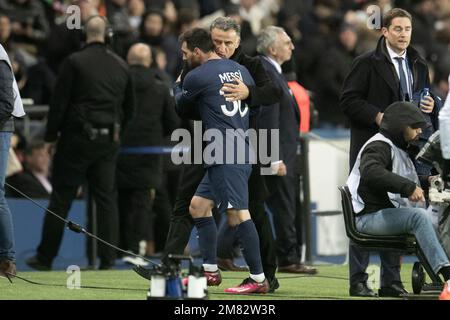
left=81, top=15, right=114, bottom=45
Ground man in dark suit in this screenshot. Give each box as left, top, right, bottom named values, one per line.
left=340, top=8, right=437, bottom=297
left=257, top=26, right=316, bottom=274
left=7, top=141, right=51, bottom=199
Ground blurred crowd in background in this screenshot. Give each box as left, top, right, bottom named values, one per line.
left=1, top=0, right=449, bottom=127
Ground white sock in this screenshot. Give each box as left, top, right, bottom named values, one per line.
left=203, top=264, right=218, bottom=272
left=250, top=273, right=265, bottom=283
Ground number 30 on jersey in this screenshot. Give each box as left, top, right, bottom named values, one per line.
left=219, top=90, right=248, bottom=117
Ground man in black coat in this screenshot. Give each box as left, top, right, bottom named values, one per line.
left=339, top=8, right=437, bottom=297
left=160, top=17, right=282, bottom=291
left=117, top=43, right=178, bottom=263
left=256, top=26, right=316, bottom=274
left=26, top=16, right=135, bottom=270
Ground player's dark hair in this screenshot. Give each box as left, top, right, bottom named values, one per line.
left=179, top=28, right=214, bottom=53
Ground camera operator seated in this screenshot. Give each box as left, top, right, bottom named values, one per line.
left=347, top=101, right=450, bottom=299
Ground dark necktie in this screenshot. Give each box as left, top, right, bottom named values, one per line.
left=394, top=57, right=410, bottom=101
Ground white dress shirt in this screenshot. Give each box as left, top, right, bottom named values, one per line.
left=386, top=43, right=413, bottom=98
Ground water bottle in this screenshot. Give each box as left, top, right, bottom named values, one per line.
left=166, top=276, right=183, bottom=298
left=187, top=274, right=207, bottom=299
left=420, top=88, right=430, bottom=111
left=149, top=275, right=166, bottom=298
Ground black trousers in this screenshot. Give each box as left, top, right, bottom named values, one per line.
left=162, top=164, right=278, bottom=279
left=266, top=174, right=302, bottom=267
left=118, top=188, right=153, bottom=254
left=349, top=242, right=401, bottom=287
left=151, top=186, right=172, bottom=252
left=37, top=136, right=119, bottom=267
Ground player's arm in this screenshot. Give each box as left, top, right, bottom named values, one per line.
left=173, top=73, right=202, bottom=120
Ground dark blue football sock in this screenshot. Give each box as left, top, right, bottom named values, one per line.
left=194, top=217, right=218, bottom=265
left=236, top=219, right=263, bottom=275
left=217, top=222, right=237, bottom=259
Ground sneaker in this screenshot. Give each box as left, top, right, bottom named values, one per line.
left=224, top=277, right=269, bottom=294
left=205, top=270, right=222, bottom=286
left=182, top=269, right=222, bottom=287
left=439, top=280, right=450, bottom=300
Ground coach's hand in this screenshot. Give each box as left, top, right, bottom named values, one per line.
left=221, top=77, right=249, bottom=102
left=277, top=162, right=287, bottom=176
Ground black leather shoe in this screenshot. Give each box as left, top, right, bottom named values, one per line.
left=25, top=256, right=51, bottom=271
left=349, top=282, right=377, bottom=297
left=217, top=258, right=249, bottom=272
left=378, top=282, right=408, bottom=297
left=99, top=262, right=114, bottom=270
left=268, top=276, right=280, bottom=293
left=278, top=263, right=317, bottom=274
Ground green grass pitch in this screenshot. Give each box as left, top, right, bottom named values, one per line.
left=0, top=263, right=434, bottom=300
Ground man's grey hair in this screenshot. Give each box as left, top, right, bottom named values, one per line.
left=257, top=26, right=286, bottom=55
left=210, top=17, right=241, bottom=37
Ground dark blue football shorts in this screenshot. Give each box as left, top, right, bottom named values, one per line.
left=195, top=164, right=252, bottom=214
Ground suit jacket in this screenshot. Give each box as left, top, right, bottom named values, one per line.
left=340, top=36, right=437, bottom=167
left=258, top=56, right=300, bottom=177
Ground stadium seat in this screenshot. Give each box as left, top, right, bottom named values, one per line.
left=338, top=186, right=443, bottom=294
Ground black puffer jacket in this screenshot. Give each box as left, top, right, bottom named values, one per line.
left=357, top=101, right=427, bottom=215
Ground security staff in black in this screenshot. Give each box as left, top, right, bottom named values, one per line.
left=26, top=16, right=135, bottom=270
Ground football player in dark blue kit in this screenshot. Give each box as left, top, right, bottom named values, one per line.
left=174, top=28, right=269, bottom=294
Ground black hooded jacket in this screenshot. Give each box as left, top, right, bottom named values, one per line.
left=357, top=101, right=427, bottom=215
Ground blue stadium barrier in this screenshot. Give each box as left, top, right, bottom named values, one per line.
left=120, top=146, right=189, bottom=154
left=9, top=198, right=87, bottom=271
